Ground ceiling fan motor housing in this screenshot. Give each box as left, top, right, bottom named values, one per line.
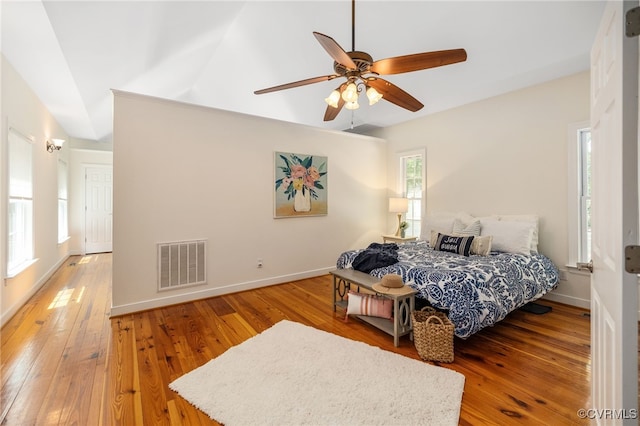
left=334, top=51, right=374, bottom=75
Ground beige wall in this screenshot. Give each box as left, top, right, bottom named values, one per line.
left=372, top=71, right=592, bottom=307
left=111, top=91, right=387, bottom=315
left=1, top=55, right=70, bottom=324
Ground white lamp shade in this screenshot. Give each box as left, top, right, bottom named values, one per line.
left=388, top=197, right=409, bottom=213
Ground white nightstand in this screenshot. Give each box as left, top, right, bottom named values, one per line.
left=382, top=235, right=418, bottom=244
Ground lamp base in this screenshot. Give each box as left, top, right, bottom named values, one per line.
left=394, top=213, right=402, bottom=237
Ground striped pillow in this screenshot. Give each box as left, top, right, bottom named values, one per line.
left=430, top=230, right=491, bottom=256
left=435, top=233, right=475, bottom=256
left=346, top=291, right=392, bottom=319
left=452, top=218, right=481, bottom=236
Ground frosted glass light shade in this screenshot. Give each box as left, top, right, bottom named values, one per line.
left=341, top=82, right=358, bottom=103
left=324, top=90, right=340, bottom=108
left=366, top=86, right=383, bottom=105
left=344, top=101, right=359, bottom=110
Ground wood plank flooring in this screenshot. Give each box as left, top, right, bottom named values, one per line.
left=1, top=253, right=595, bottom=425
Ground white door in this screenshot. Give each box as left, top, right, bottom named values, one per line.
left=85, top=166, right=113, bottom=254
left=590, top=0, right=638, bottom=421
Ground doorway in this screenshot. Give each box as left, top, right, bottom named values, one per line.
left=84, top=165, right=113, bottom=254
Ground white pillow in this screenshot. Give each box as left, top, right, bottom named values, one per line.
left=492, top=214, right=539, bottom=252
left=421, top=216, right=455, bottom=242
left=480, top=219, right=534, bottom=255
left=420, top=212, right=475, bottom=242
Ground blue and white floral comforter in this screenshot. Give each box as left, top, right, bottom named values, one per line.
left=336, top=240, right=559, bottom=338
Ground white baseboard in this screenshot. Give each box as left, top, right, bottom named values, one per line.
left=1, top=255, right=70, bottom=327
left=109, top=266, right=335, bottom=317
left=541, top=292, right=590, bottom=310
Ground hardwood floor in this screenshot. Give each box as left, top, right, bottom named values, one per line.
left=1, top=253, right=594, bottom=425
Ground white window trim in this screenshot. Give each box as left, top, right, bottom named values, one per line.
left=5, top=258, right=39, bottom=279
left=7, top=127, right=35, bottom=278
left=567, top=120, right=590, bottom=267
left=396, top=148, right=426, bottom=238
left=57, top=158, right=69, bottom=244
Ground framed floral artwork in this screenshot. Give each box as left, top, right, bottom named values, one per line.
left=274, top=151, right=327, bottom=218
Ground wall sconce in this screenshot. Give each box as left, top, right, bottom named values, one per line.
left=46, top=139, right=65, bottom=153
left=388, top=197, right=409, bottom=237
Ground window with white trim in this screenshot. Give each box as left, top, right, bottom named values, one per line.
left=58, top=159, right=69, bottom=243
left=567, top=122, right=591, bottom=265
left=8, top=129, right=34, bottom=276
left=398, top=149, right=425, bottom=238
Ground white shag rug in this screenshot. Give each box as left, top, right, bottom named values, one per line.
left=169, top=320, right=465, bottom=425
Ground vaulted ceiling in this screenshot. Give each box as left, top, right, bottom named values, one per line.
left=2, top=1, right=605, bottom=142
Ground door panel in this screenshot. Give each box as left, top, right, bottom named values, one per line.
left=590, top=0, right=638, bottom=420
left=85, top=166, right=113, bottom=254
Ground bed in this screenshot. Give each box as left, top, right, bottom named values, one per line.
left=336, top=214, right=560, bottom=339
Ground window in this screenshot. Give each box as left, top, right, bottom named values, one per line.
left=8, top=129, right=34, bottom=276
left=398, top=150, right=425, bottom=238
left=58, top=159, right=69, bottom=243
left=567, top=122, right=591, bottom=265
left=578, top=129, right=591, bottom=262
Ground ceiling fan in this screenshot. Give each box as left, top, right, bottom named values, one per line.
left=254, top=0, right=467, bottom=122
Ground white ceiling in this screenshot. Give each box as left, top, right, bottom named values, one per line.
left=2, top=1, right=605, bottom=142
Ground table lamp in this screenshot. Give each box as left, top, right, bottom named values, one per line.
left=388, top=197, right=409, bottom=237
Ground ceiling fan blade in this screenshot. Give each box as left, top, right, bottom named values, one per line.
left=367, top=78, right=424, bottom=112
left=370, top=49, right=467, bottom=75
left=254, top=75, right=338, bottom=95
left=313, top=32, right=357, bottom=70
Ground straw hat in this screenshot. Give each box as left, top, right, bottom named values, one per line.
left=372, top=274, right=413, bottom=296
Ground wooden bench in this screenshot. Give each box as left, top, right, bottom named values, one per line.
left=330, top=268, right=416, bottom=347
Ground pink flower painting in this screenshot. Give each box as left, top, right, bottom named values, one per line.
left=274, top=152, right=328, bottom=217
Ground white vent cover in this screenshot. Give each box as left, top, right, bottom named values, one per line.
left=158, top=239, right=207, bottom=291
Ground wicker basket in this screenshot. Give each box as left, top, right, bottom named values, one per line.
left=412, top=306, right=455, bottom=363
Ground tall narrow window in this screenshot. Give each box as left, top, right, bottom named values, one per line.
left=399, top=150, right=425, bottom=238
left=58, top=159, right=69, bottom=243
left=567, top=122, right=592, bottom=266
left=8, top=129, right=34, bottom=276
left=578, top=128, right=591, bottom=262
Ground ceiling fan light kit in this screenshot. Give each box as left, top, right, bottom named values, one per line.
left=254, top=0, right=467, bottom=122
left=325, top=89, right=341, bottom=108
left=344, top=100, right=359, bottom=111
left=341, top=82, right=359, bottom=103
left=366, top=86, right=383, bottom=105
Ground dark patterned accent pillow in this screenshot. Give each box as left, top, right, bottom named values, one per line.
left=435, top=233, right=475, bottom=256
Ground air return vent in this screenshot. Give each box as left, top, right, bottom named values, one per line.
left=158, top=240, right=207, bottom=291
